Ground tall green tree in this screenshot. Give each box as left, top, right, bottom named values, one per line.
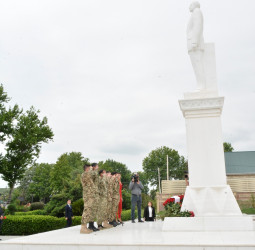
left=223, top=142, right=234, bottom=152
left=0, top=85, right=54, bottom=202
left=98, top=159, right=132, bottom=189
left=50, top=152, right=88, bottom=194
left=18, top=166, right=36, bottom=202
left=28, top=163, right=54, bottom=203
left=137, top=171, right=149, bottom=194
left=142, top=146, right=187, bottom=190
left=0, top=84, right=20, bottom=142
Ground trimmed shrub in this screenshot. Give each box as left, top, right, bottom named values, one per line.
left=121, top=209, right=139, bottom=221
left=0, top=215, right=82, bottom=235
left=44, top=193, right=68, bottom=216
left=72, top=198, right=83, bottom=216
left=30, top=202, right=45, bottom=211
left=16, top=205, right=30, bottom=212
left=15, top=210, right=48, bottom=216
left=122, top=189, right=131, bottom=210
left=49, top=204, right=65, bottom=217
left=6, top=204, right=17, bottom=215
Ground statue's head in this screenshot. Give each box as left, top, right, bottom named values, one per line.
left=189, top=1, right=200, bottom=12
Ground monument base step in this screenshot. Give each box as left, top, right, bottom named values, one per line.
left=162, top=216, right=254, bottom=231
left=1, top=220, right=255, bottom=250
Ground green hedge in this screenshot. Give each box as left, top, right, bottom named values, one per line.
left=121, top=209, right=144, bottom=221
left=30, top=202, right=45, bottom=211
left=0, top=215, right=82, bottom=235
left=72, top=198, right=84, bottom=216
left=1, top=210, right=143, bottom=235
left=15, top=210, right=48, bottom=216
left=241, top=208, right=255, bottom=214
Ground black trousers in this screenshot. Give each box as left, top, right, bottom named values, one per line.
left=66, top=217, right=72, bottom=227
left=145, top=217, right=154, bottom=221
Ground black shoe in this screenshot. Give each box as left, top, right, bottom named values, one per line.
left=138, top=220, right=144, bottom=223
left=109, top=220, right=118, bottom=227
left=98, top=225, right=105, bottom=230
left=93, top=222, right=100, bottom=231
left=132, top=220, right=135, bottom=223
left=88, top=222, right=94, bottom=230
left=115, top=220, right=121, bottom=226
left=88, top=222, right=99, bottom=231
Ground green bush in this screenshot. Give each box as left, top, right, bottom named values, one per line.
left=122, top=189, right=131, bottom=210
left=6, top=204, right=17, bottom=215
left=72, top=198, right=83, bottom=216
left=241, top=207, right=255, bottom=214
left=30, top=202, right=45, bottom=211
left=44, top=193, right=68, bottom=216
left=15, top=210, right=48, bottom=216
left=16, top=205, right=30, bottom=212
left=121, top=209, right=142, bottom=221
left=49, top=204, right=65, bottom=217
left=0, top=215, right=82, bottom=235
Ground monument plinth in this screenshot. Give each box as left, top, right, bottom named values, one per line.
left=163, top=1, right=254, bottom=231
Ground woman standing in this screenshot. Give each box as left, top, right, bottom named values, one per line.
left=117, top=173, right=123, bottom=224
left=143, top=201, right=156, bottom=222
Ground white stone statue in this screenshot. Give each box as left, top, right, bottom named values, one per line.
left=187, top=1, right=206, bottom=91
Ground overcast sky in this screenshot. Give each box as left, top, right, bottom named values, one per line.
left=0, top=0, right=255, bottom=188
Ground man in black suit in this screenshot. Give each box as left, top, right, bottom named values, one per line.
left=65, top=200, right=74, bottom=227
left=0, top=206, right=4, bottom=240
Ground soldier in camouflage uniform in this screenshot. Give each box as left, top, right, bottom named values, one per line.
left=87, top=163, right=100, bottom=231
left=80, top=164, right=94, bottom=234
left=97, top=170, right=113, bottom=229
left=106, top=171, right=116, bottom=227
left=109, top=172, right=120, bottom=227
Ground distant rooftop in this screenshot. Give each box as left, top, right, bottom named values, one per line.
left=225, top=151, right=255, bottom=175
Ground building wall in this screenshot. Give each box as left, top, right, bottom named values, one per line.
left=157, top=175, right=255, bottom=212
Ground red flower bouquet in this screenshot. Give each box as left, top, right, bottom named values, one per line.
left=178, top=194, right=184, bottom=203
left=161, top=195, right=195, bottom=219
left=163, top=197, right=175, bottom=207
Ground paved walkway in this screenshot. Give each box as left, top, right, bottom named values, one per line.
left=0, top=236, right=23, bottom=241
left=1, top=220, right=255, bottom=250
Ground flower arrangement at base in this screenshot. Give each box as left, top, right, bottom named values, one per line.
left=159, top=195, right=195, bottom=220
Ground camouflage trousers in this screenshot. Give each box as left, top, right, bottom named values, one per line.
left=81, top=193, right=98, bottom=225
left=106, top=197, right=112, bottom=221
left=109, top=197, right=120, bottom=221
left=97, top=196, right=108, bottom=225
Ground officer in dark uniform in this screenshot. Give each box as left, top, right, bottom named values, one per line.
left=65, top=199, right=74, bottom=227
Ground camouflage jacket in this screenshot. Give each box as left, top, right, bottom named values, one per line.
left=81, top=170, right=95, bottom=194
left=98, top=176, right=108, bottom=199
left=106, top=177, right=113, bottom=201
left=112, top=177, right=120, bottom=199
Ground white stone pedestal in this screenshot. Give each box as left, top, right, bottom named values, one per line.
left=162, top=92, right=254, bottom=232
left=181, top=185, right=241, bottom=216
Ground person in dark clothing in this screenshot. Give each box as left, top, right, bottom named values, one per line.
left=129, top=173, right=144, bottom=223
left=0, top=206, right=4, bottom=240
left=65, top=200, right=74, bottom=227
left=143, top=201, right=156, bottom=222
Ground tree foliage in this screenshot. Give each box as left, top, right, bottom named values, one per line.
left=50, top=152, right=88, bottom=194
left=25, top=163, right=54, bottom=203
left=142, top=146, right=187, bottom=190
left=98, top=159, right=132, bottom=189
left=223, top=142, right=234, bottom=152
left=0, top=85, right=54, bottom=201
